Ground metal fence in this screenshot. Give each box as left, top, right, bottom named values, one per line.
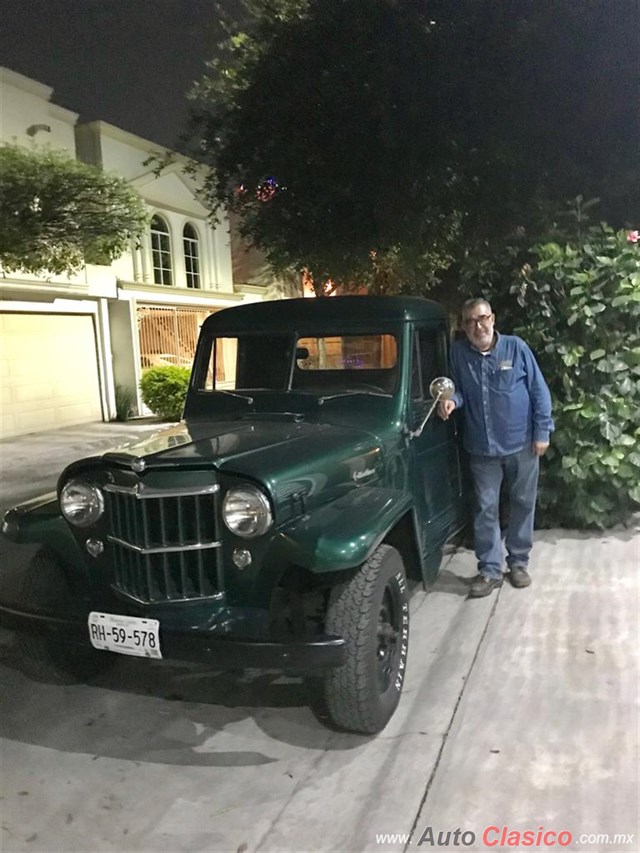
left=137, top=305, right=216, bottom=371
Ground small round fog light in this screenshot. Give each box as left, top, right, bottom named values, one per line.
left=86, top=538, right=104, bottom=557
left=232, top=548, right=252, bottom=569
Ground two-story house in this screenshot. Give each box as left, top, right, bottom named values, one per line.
left=1, top=66, right=265, bottom=440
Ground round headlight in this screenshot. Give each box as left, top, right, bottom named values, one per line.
left=60, top=480, right=104, bottom=528
left=223, top=486, right=272, bottom=538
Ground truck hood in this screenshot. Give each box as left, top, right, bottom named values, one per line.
left=102, top=420, right=377, bottom=470
left=96, top=419, right=385, bottom=516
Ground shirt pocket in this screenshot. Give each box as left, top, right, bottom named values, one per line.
left=489, top=365, right=515, bottom=392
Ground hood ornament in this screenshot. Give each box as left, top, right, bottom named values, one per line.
left=131, top=457, right=147, bottom=473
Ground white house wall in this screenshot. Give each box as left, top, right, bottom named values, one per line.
left=75, top=120, right=248, bottom=416
left=77, top=121, right=235, bottom=295
left=0, top=67, right=78, bottom=151
left=107, top=301, right=138, bottom=399
left=0, top=68, right=113, bottom=437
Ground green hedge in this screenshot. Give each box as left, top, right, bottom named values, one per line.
left=515, top=227, right=640, bottom=528
left=139, top=366, right=191, bottom=421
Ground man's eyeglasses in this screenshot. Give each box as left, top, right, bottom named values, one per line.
left=463, top=314, right=494, bottom=329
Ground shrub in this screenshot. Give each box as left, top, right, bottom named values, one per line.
left=139, top=366, right=191, bottom=421
left=114, top=384, right=134, bottom=422
left=460, top=214, right=640, bottom=528
left=514, top=226, right=640, bottom=528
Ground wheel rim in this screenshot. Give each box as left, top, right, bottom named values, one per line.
left=376, top=581, right=402, bottom=693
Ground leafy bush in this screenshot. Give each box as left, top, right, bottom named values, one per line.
left=515, top=227, right=640, bottom=528
left=139, top=366, right=191, bottom=421
left=460, top=214, right=640, bottom=528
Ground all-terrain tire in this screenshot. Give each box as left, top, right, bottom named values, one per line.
left=13, top=548, right=113, bottom=684
left=321, top=544, right=410, bottom=734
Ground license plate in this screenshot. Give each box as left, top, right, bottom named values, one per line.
left=88, top=612, right=162, bottom=659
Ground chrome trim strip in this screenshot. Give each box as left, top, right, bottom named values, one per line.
left=104, top=483, right=220, bottom=499
left=112, top=586, right=225, bottom=605
left=108, top=536, right=221, bottom=555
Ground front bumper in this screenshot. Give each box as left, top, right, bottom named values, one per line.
left=0, top=604, right=346, bottom=671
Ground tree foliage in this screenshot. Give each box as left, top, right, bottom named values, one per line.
left=458, top=206, right=640, bottom=529
left=190, top=0, right=462, bottom=290
left=189, top=0, right=637, bottom=291
left=0, top=144, right=149, bottom=275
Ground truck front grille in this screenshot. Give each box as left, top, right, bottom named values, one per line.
left=104, top=483, right=222, bottom=603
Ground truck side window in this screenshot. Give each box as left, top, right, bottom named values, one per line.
left=414, top=328, right=447, bottom=400
left=410, top=334, right=422, bottom=399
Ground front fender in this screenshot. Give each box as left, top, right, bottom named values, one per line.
left=273, top=486, right=412, bottom=572
left=1, top=493, right=85, bottom=569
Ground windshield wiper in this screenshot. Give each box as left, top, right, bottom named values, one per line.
left=318, top=390, right=392, bottom=404
left=216, top=390, right=254, bottom=404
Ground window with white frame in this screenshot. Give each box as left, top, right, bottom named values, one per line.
left=150, top=214, right=173, bottom=286
left=183, top=223, right=201, bottom=289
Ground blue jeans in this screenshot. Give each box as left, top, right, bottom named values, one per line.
left=469, top=448, right=540, bottom=579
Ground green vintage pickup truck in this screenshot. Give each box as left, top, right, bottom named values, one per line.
left=1, top=296, right=467, bottom=733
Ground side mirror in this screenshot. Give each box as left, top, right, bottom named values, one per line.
left=429, top=376, right=455, bottom=402
left=409, top=376, right=455, bottom=439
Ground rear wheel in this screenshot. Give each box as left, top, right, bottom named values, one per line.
left=13, top=548, right=113, bottom=684
left=321, top=544, right=410, bottom=734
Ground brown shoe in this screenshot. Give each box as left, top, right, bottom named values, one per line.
left=509, top=566, right=532, bottom=588
left=468, top=574, right=503, bottom=598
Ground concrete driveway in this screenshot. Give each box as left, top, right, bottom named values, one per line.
left=0, top=422, right=638, bottom=853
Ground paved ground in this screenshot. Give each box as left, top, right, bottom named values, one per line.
left=0, top=421, right=638, bottom=853
left=0, top=419, right=170, bottom=514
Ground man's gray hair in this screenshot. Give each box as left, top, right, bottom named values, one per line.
left=461, top=297, right=492, bottom=317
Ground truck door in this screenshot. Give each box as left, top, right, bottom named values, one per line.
left=408, top=325, right=464, bottom=580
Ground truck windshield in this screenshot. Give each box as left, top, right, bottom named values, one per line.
left=197, top=332, right=398, bottom=394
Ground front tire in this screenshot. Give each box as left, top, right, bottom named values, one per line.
left=13, top=548, right=113, bottom=684
left=321, top=544, right=410, bottom=734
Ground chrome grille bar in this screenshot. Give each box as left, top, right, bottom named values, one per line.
left=104, top=483, right=220, bottom=499
left=107, top=536, right=221, bottom=555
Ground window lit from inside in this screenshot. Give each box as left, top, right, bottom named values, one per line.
left=183, top=223, right=201, bottom=289
left=150, top=215, right=173, bottom=286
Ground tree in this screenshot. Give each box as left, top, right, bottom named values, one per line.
left=189, top=0, right=463, bottom=291
left=188, top=0, right=638, bottom=292
left=0, top=144, right=149, bottom=276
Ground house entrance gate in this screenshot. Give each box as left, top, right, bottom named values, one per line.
left=137, top=305, right=217, bottom=371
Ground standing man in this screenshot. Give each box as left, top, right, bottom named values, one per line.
left=439, top=298, right=554, bottom=598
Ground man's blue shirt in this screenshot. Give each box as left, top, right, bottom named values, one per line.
left=449, top=333, right=554, bottom=457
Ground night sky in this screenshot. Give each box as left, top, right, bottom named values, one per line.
left=2, top=0, right=638, bottom=224
left=1, top=0, right=240, bottom=149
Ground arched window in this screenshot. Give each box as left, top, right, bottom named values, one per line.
left=150, top=215, right=173, bottom=286
left=183, top=223, right=201, bottom=289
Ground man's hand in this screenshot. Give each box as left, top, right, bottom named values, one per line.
left=438, top=399, right=456, bottom=420
left=532, top=441, right=549, bottom=457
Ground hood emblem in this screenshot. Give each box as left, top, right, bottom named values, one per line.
left=353, top=467, right=375, bottom=482
left=131, top=457, right=147, bottom=473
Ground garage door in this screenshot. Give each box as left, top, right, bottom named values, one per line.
left=0, top=313, right=103, bottom=439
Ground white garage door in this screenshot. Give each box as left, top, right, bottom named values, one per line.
left=0, top=313, right=103, bottom=439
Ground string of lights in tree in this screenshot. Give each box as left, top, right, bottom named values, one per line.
left=256, top=176, right=279, bottom=202
left=235, top=176, right=284, bottom=203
